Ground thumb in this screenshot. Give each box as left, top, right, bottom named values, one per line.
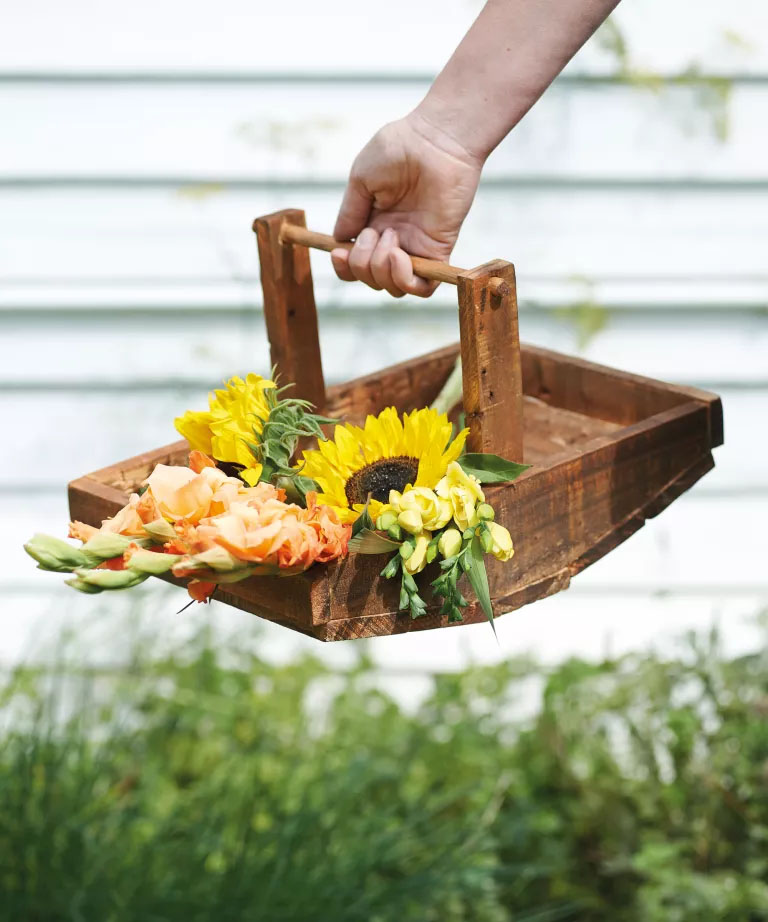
left=334, top=178, right=373, bottom=242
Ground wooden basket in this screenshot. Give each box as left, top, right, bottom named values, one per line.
left=69, top=208, right=723, bottom=641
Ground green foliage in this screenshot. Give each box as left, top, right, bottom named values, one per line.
left=1, top=624, right=768, bottom=921
left=247, top=376, right=336, bottom=499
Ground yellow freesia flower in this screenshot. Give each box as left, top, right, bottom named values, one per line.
left=403, top=533, right=432, bottom=575
left=175, top=374, right=276, bottom=485
left=435, top=461, right=485, bottom=530
left=299, top=407, right=469, bottom=524
left=485, top=521, right=515, bottom=562
left=386, top=486, right=452, bottom=533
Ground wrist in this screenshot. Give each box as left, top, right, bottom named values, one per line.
left=406, top=102, right=489, bottom=170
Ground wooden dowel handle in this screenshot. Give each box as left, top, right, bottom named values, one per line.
left=279, top=222, right=510, bottom=298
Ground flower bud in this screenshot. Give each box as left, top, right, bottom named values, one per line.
left=437, top=528, right=463, bottom=559
left=82, top=532, right=135, bottom=560
left=476, top=503, right=495, bottom=522
left=125, top=549, right=181, bottom=575
left=74, top=567, right=149, bottom=590
left=141, top=518, right=177, bottom=542
left=403, top=534, right=431, bottom=575
left=486, top=522, right=514, bottom=562
left=399, top=540, right=415, bottom=561
left=24, top=534, right=92, bottom=572
left=387, top=524, right=403, bottom=542
left=398, top=509, right=423, bottom=535
left=376, top=510, right=398, bottom=532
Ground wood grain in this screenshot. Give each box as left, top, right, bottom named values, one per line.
left=254, top=209, right=326, bottom=408
left=279, top=223, right=510, bottom=297
left=458, top=261, right=524, bottom=461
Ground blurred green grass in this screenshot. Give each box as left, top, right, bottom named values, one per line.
left=1, top=621, right=768, bottom=922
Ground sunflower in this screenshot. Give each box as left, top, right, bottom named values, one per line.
left=175, top=374, right=276, bottom=485
left=299, top=407, right=469, bottom=523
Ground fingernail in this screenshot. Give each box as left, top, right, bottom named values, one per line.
left=357, top=227, right=377, bottom=248
left=381, top=227, right=393, bottom=242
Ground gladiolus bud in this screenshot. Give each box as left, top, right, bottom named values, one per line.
left=82, top=532, right=135, bottom=560
left=74, top=567, right=149, bottom=590
left=476, top=503, right=495, bottom=522
left=24, top=534, right=92, bottom=572
left=125, top=549, right=181, bottom=575
left=438, top=528, right=463, bottom=559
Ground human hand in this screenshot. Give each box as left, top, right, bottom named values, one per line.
left=331, top=113, right=483, bottom=298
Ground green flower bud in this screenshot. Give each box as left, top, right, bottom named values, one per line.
left=126, top=549, right=181, bottom=575
left=381, top=556, right=401, bottom=579
left=74, top=568, right=149, bottom=590
left=376, top=510, right=398, bottom=532
left=24, top=534, right=92, bottom=572
left=399, top=540, right=415, bottom=561
left=476, top=503, right=495, bottom=522
left=82, top=532, right=134, bottom=560
left=387, top=524, right=403, bottom=542
left=437, top=528, right=463, bottom=559
left=64, top=577, right=104, bottom=594
left=479, top=524, right=494, bottom=553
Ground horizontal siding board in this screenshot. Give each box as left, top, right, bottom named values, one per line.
left=0, top=81, right=766, bottom=181
left=3, top=188, right=768, bottom=285
left=2, top=0, right=767, bottom=75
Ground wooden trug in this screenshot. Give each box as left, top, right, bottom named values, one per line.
left=68, top=209, right=723, bottom=641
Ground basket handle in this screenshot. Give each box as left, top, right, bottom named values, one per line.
left=280, top=222, right=511, bottom=298
left=254, top=209, right=524, bottom=462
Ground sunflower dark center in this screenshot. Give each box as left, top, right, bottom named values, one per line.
left=345, top=456, right=419, bottom=505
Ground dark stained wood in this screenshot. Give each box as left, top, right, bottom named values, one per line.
left=521, top=343, right=724, bottom=446
left=254, top=209, right=326, bottom=408
left=458, top=261, right=524, bottom=461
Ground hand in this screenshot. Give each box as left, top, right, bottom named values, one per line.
left=331, top=113, right=483, bottom=298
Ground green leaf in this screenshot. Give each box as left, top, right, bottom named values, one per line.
left=465, top=537, right=497, bottom=638
left=351, top=499, right=374, bottom=538
left=459, top=453, right=531, bottom=484
left=348, top=529, right=402, bottom=555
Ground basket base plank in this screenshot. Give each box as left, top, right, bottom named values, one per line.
left=69, top=343, right=722, bottom=641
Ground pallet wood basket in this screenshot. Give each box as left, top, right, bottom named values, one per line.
left=69, top=208, right=723, bottom=641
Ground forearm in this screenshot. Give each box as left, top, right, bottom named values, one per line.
left=414, top=0, right=621, bottom=163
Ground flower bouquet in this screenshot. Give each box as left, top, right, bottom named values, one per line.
left=25, top=369, right=527, bottom=630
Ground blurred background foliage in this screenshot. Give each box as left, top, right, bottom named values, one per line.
left=2, top=619, right=767, bottom=922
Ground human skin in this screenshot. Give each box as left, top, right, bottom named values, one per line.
left=332, top=0, right=621, bottom=297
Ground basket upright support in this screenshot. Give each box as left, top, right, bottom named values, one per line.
left=457, top=260, right=524, bottom=461
left=253, top=209, right=326, bottom=409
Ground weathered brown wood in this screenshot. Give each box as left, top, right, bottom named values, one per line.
left=457, top=261, right=524, bottom=460
left=522, top=343, right=724, bottom=447
left=254, top=209, right=326, bottom=408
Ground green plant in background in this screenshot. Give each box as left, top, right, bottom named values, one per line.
left=1, top=619, right=768, bottom=921
left=594, top=16, right=734, bottom=142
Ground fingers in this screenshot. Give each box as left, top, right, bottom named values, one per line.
left=333, top=179, right=372, bottom=243
left=332, top=227, right=439, bottom=298
left=389, top=246, right=439, bottom=298
left=347, top=227, right=385, bottom=291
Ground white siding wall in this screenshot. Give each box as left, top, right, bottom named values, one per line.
left=2, top=0, right=767, bottom=667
